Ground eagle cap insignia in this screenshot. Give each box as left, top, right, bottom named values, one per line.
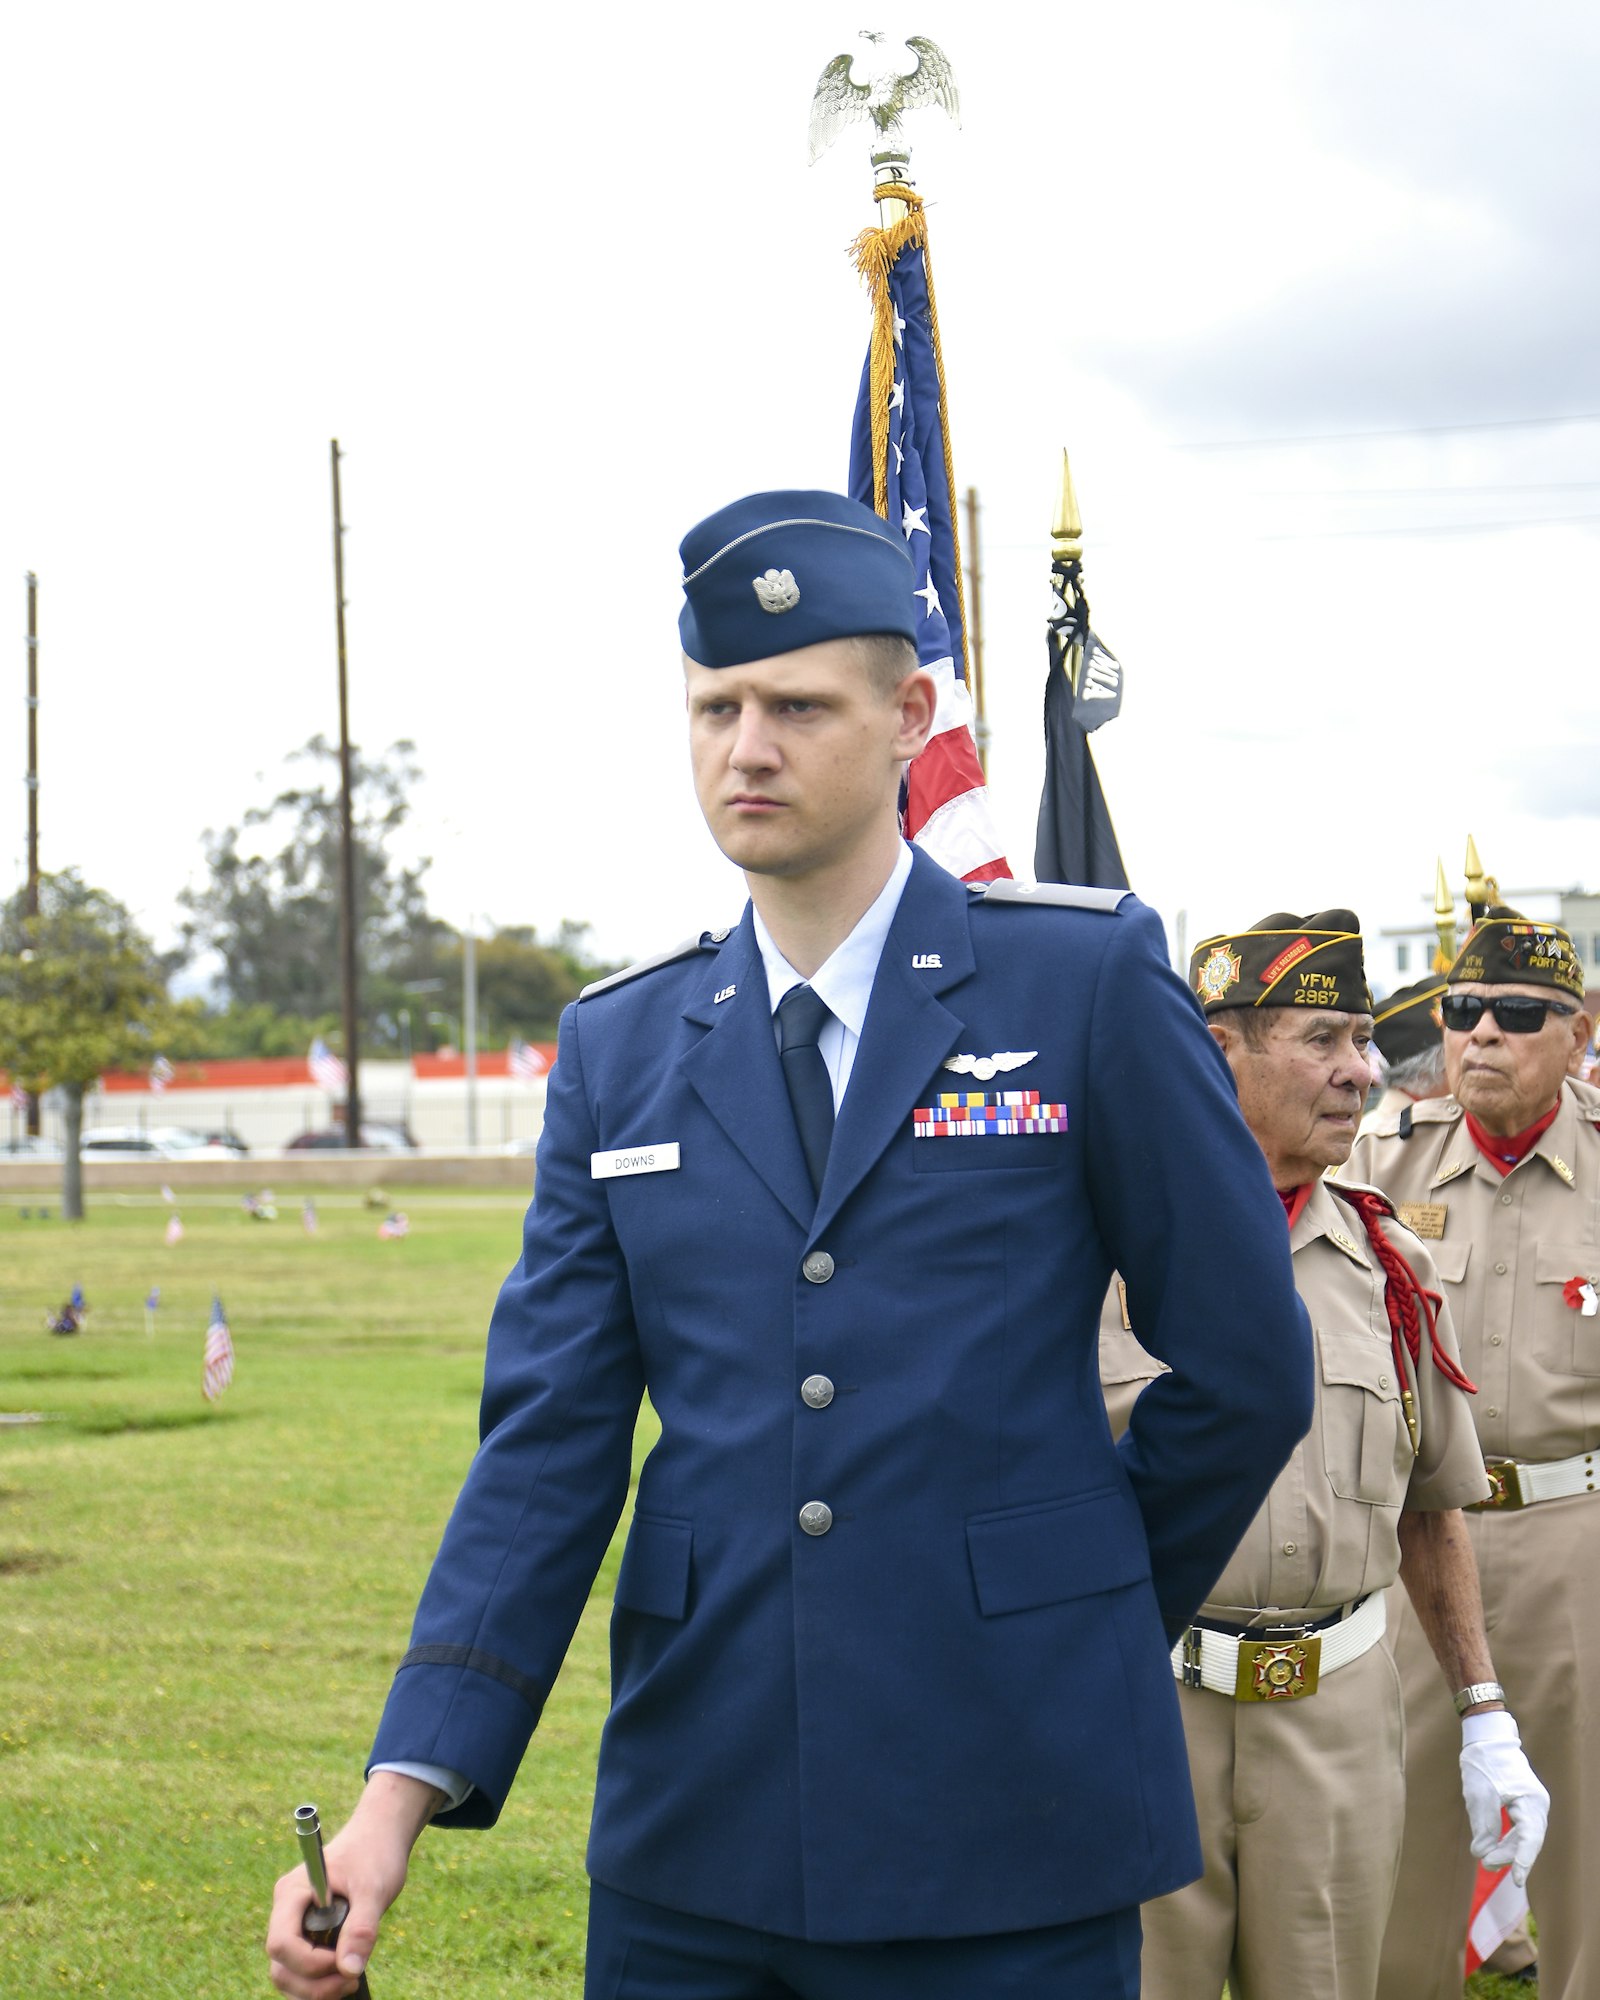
left=1196, top=944, right=1243, bottom=1005
left=753, top=567, right=800, bottom=614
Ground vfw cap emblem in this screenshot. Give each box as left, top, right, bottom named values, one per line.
left=753, top=567, right=800, bottom=614
left=1196, top=945, right=1243, bottom=1004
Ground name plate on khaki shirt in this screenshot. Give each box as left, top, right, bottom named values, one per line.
left=1395, top=1201, right=1447, bottom=1240
left=591, top=1143, right=680, bottom=1180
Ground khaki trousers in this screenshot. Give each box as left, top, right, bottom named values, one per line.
left=1376, top=1492, right=1597, bottom=2000
left=1140, top=1639, right=1407, bottom=2000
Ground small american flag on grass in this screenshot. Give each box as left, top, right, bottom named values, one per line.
left=308, top=1038, right=349, bottom=1093
left=508, top=1037, right=547, bottom=1081
left=203, top=1296, right=234, bottom=1401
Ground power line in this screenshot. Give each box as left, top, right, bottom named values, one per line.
left=1183, top=412, right=1600, bottom=451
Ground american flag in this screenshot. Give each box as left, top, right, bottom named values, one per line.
left=1465, top=1843, right=1529, bottom=1976
left=508, top=1037, right=547, bottom=1082
left=308, top=1038, right=349, bottom=1093
left=377, top=1210, right=410, bottom=1240
left=202, top=1295, right=234, bottom=1400
left=149, top=1055, right=175, bottom=1093
left=848, top=195, right=1009, bottom=884
left=165, top=1212, right=184, bottom=1246
left=302, top=1197, right=318, bottom=1235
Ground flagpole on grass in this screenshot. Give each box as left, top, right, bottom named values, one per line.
left=23, top=571, right=41, bottom=1137
left=329, top=441, right=363, bottom=1147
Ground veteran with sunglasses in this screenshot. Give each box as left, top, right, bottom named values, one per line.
left=1342, top=907, right=1597, bottom=2000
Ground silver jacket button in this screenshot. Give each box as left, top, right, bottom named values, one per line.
left=802, top=1250, right=835, bottom=1284
left=801, top=1374, right=835, bottom=1409
left=798, top=1501, right=833, bottom=1536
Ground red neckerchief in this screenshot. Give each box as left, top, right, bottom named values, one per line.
left=1464, top=1101, right=1560, bottom=1177
left=1279, top=1183, right=1315, bottom=1232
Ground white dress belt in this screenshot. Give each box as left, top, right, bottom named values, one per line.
left=1474, top=1449, right=1600, bottom=1509
left=1171, top=1589, right=1387, bottom=1702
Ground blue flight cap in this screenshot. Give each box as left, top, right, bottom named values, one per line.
left=678, top=489, right=919, bottom=668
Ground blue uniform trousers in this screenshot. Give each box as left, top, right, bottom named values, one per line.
left=585, top=1883, right=1143, bottom=2000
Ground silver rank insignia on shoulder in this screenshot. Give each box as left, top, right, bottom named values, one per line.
left=943, top=1051, right=1037, bottom=1082
left=753, top=567, right=800, bottom=614
left=714, top=984, right=736, bottom=1004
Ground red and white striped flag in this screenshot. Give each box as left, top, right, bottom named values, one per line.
left=308, top=1038, right=349, bottom=1094
left=1464, top=1840, right=1529, bottom=1977
left=508, top=1037, right=547, bottom=1082
left=202, top=1295, right=234, bottom=1400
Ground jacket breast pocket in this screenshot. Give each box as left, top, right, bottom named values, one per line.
left=1318, top=1330, right=1406, bottom=1505
left=1534, top=1242, right=1600, bottom=1377
left=613, top=1512, right=693, bottom=1621
left=913, top=1133, right=1063, bottom=1173
left=966, top=1486, right=1152, bottom=1617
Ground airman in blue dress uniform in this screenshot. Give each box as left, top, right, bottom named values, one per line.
left=268, top=490, right=1313, bottom=2000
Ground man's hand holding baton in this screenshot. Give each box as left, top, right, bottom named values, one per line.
left=266, top=1773, right=442, bottom=1998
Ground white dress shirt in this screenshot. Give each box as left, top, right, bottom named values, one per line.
left=373, top=843, right=915, bottom=1813
left=752, top=837, right=913, bottom=1108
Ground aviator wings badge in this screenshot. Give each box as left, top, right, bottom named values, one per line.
left=942, top=1051, right=1038, bottom=1083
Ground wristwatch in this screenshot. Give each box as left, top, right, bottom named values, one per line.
left=1453, top=1680, right=1507, bottom=1715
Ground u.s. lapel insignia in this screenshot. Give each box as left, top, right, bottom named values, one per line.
left=942, top=1051, right=1038, bottom=1083
left=912, top=953, right=943, bottom=969
left=714, top=984, right=736, bottom=1005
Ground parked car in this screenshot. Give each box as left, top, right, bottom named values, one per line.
left=80, top=1129, right=174, bottom=1159
left=0, top=1135, right=65, bottom=1160
left=287, top=1123, right=417, bottom=1153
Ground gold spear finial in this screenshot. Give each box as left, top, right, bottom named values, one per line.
left=1433, top=857, right=1456, bottom=971
left=1052, top=448, right=1083, bottom=564
left=1464, top=834, right=1487, bottom=907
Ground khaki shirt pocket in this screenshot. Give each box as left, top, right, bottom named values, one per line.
left=1319, top=1329, right=1408, bottom=1505
left=1534, top=1242, right=1600, bottom=1378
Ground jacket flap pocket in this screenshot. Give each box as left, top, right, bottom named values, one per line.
left=614, top=1512, right=692, bottom=1621
left=1534, top=1242, right=1598, bottom=1286
left=1318, top=1329, right=1399, bottom=1400
left=1429, top=1239, right=1472, bottom=1284
left=966, top=1486, right=1151, bottom=1617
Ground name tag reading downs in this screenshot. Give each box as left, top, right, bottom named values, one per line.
left=591, top=1143, right=681, bottom=1181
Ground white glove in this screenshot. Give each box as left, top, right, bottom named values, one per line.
left=1460, top=1710, right=1550, bottom=1888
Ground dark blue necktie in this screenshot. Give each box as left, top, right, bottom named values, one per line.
left=777, top=984, right=836, bottom=1196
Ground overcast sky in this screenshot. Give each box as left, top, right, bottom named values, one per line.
left=3, top=1, right=1596, bottom=985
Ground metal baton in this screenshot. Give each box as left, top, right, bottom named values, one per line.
left=294, top=1803, right=372, bottom=1998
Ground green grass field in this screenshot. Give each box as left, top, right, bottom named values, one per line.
left=0, top=1187, right=1527, bottom=1999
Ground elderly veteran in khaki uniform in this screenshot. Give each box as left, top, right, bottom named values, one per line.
left=1361, top=973, right=1449, bottom=1134
left=1343, top=909, right=1596, bottom=2000
left=1100, top=911, right=1548, bottom=2000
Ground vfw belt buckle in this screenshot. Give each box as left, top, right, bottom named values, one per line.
left=1483, top=1458, right=1526, bottom=1509
left=1235, top=1634, right=1321, bottom=1701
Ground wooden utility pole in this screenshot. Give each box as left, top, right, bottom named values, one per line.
left=963, top=487, right=990, bottom=778
left=330, top=441, right=362, bottom=1145
left=24, top=572, right=41, bottom=1134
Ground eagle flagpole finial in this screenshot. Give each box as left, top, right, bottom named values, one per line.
left=808, top=30, right=960, bottom=199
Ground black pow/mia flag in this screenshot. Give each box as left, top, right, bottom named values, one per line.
left=1034, top=557, right=1129, bottom=891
